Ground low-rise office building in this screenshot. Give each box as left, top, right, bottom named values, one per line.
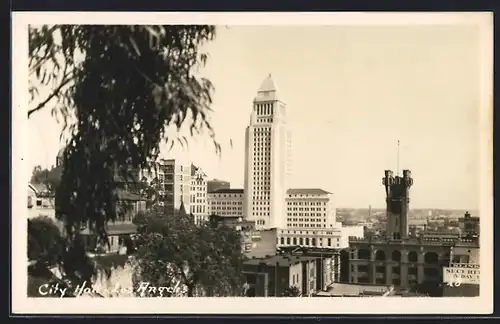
left=285, top=188, right=336, bottom=229
left=207, top=188, right=244, bottom=218
left=243, top=254, right=318, bottom=297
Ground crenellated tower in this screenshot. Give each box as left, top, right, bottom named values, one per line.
left=382, top=169, right=413, bottom=240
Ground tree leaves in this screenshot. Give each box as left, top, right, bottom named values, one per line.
left=30, top=165, right=62, bottom=194
left=29, top=25, right=218, bottom=241
left=28, top=24, right=219, bottom=293
left=282, top=285, right=301, bottom=297
left=134, top=208, right=245, bottom=297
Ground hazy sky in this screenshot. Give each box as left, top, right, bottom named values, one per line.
left=28, top=24, right=483, bottom=209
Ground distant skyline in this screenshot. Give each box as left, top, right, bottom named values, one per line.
left=28, top=24, right=484, bottom=210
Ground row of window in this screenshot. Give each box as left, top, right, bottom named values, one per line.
left=253, top=162, right=271, bottom=166
left=210, top=206, right=242, bottom=211
left=287, top=218, right=326, bottom=222
left=210, top=201, right=243, bottom=205
left=190, top=205, right=206, bottom=214
left=252, top=195, right=271, bottom=200
left=288, top=210, right=326, bottom=215
left=255, top=103, right=274, bottom=116
left=288, top=202, right=327, bottom=206
left=212, top=211, right=244, bottom=216
left=287, top=223, right=329, bottom=228
left=256, top=219, right=267, bottom=225
left=280, top=236, right=340, bottom=247
left=208, top=194, right=243, bottom=198
left=253, top=126, right=271, bottom=134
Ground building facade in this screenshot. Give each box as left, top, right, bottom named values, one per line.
left=244, top=75, right=291, bottom=230
left=285, top=188, right=337, bottom=229
left=458, top=211, right=480, bottom=238
left=140, top=158, right=192, bottom=214
left=243, top=255, right=317, bottom=297
left=28, top=183, right=56, bottom=220
left=207, top=179, right=230, bottom=193
left=81, top=189, right=146, bottom=254
left=277, top=228, right=345, bottom=249
left=190, top=164, right=208, bottom=224
left=207, top=188, right=244, bottom=218
left=442, top=243, right=480, bottom=297
left=384, top=169, right=413, bottom=240
left=347, top=169, right=480, bottom=296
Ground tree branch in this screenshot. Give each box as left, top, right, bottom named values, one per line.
left=28, top=73, right=74, bottom=118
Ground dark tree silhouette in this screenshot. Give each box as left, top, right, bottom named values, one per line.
left=28, top=25, right=219, bottom=284
left=133, top=205, right=246, bottom=297
left=282, top=286, right=301, bottom=297
left=30, top=165, right=62, bottom=194
left=28, top=216, right=64, bottom=266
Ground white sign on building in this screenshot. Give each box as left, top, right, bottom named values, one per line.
left=443, top=263, right=480, bottom=286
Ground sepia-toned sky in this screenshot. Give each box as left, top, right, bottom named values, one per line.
left=28, top=24, right=482, bottom=209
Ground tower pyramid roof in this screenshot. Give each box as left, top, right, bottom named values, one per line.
left=254, top=74, right=279, bottom=102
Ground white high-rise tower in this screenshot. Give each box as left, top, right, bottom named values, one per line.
left=244, top=74, right=291, bottom=230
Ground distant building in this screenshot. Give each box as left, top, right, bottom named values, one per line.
left=408, top=219, right=428, bottom=237
left=80, top=188, right=147, bottom=253
left=277, top=228, right=344, bottom=249
left=277, top=246, right=342, bottom=286
left=28, top=183, right=56, bottom=220
left=245, top=228, right=279, bottom=259
left=420, top=231, right=460, bottom=240
left=208, top=214, right=256, bottom=254
left=243, top=254, right=317, bottom=297
left=314, top=283, right=394, bottom=297
left=190, top=164, right=208, bottom=224
left=208, top=214, right=255, bottom=232
left=207, top=179, right=230, bottom=193
left=458, top=211, right=480, bottom=238
left=207, top=188, right=244, bottom=218
left=140, top=158, right=192, bottom=214
left=348, top=169, right=480, bottom=296
left=285, top=188, right=337, bottom=229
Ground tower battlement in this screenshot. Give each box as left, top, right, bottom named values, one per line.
left=383, top=169, right=413, bottom=240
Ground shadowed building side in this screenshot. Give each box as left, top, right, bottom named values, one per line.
left=348, top=169, right=479, bottom=295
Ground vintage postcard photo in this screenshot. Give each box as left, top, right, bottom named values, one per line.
left=11, top=12, right=493, bottom=314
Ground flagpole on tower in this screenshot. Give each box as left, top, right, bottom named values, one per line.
left=397, top=140, right=400, bottom=176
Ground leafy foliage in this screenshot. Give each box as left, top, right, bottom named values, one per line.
left=29, top=25, right=217, bottom=243
left=133, top=207, right=246, bottom=297
left=27, top=216, right=95, bottom=297
left=28, top=216, right=64, bottom=266
left=30, top=165, right=62, bottom=194
left=282, top=285, right=301, bottom=297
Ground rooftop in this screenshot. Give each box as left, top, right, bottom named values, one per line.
left=191, top=164, right=207, bottom=178
left=286, top=188, right=332, bottom=196
left=254, top=74, right=279, bottom=102
left=316, top=283, right=392, bottom=297
left=29, top=183, right=51, bottom=194
left=244, top=254, right=318, bottom=268
left=349, top=236, right=479, bottom=248
left=208, top=188, right=244, bottom=194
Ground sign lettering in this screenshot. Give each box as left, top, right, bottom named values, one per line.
left=443, top=264, right=480, bottom=286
